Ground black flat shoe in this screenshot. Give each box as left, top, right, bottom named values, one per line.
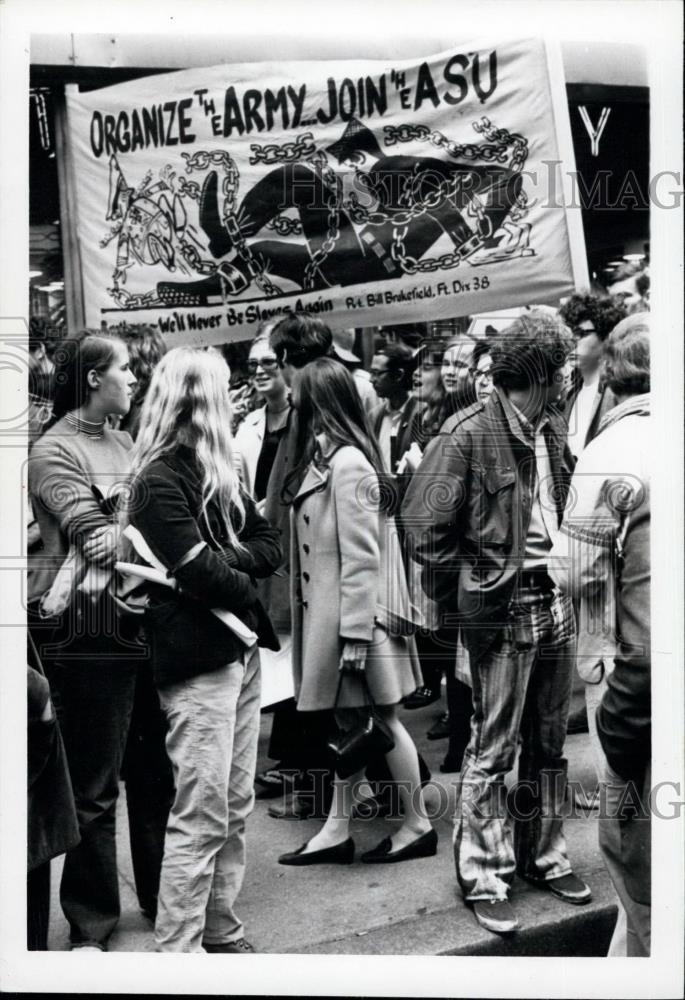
left=278, top=837, right=355, bottom=866
left=361, top=828, right=438, bottom=864
left=403, top=686, right=441, bottom=710
left=426, top=712, right=451, bottom=740
left=254, top=768, right=295, bottom=799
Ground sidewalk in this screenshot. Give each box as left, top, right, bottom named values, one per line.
left=47, top=701, right=618, bottom=955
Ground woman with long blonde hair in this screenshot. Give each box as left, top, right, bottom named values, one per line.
left=127, top=347, right=282, bottom=952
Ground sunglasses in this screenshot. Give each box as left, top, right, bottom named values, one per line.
left=246, top=357, right=280, bottom=375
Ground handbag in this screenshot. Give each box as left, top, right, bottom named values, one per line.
left=327, top=671, right=395, bottom=779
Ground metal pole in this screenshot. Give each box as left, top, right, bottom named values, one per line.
left=53, top=85, right=85, bottom=333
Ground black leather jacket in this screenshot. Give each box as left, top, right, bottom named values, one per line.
left=401, top=389, right=574, bottom=662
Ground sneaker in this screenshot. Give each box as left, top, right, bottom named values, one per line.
left=70, top=943, right=107, bottom=952
left=525, top=872, right=592, bottom=904
left=470, top=898, right=519, bottom=935
left=203, top=938, right=256, bottom=953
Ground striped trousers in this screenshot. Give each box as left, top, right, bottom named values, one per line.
left=454, top=587, right=576, bottom=901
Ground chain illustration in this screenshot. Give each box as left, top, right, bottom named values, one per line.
left=249, top=132, right=316, bottom=165
left=107, top=116, right=531, bottom=305
left=383, top=117, right=528, bottom=173
left=182, top=149, right=282, bottom=297
left=107, top=286, right=162, bottom=309
left=303, top=150, right=343, bottom=290
left=266, top=215, right=304, bottom=237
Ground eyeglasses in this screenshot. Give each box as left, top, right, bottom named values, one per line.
left=246, top=357, right=280, bottom=375
left=470, top=367, right=493, bottom=381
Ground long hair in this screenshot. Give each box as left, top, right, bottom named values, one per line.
left=50, top=331, right=123, bottom=423
left=284, top=357, right=384, bottom=501
left=120, top=324, right=167, bottom=406
left=130, top=347, right=246, bottom=549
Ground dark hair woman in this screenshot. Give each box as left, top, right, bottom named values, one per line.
left=117, top=324, right=167, bottom=438
left=28, top=331, right=138, bottom=951
left=234, top=324, right=290, bottom=503
left=411, top=339, right=448, bottom=445
left=278, top=357, right=437, bottom=867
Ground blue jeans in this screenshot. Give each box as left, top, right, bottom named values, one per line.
left=454, top=587, right=576, bottom=901
left=155, top=647, right=261, bottom=952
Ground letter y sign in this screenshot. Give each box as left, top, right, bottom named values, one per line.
left=578, top=106, right=611, bottom=157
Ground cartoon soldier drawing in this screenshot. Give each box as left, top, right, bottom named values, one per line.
left=156, top=117, right=531, bottom=306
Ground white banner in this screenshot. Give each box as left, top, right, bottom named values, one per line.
left=66, top=39, right=586, bottom=345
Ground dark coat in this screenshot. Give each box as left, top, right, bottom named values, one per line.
left=369, top=395, right=422, bottom=474
left=129, top=445, right=281, bottom=686
left=261, top=409, right=301, bottom=632
left=27, top=665, right=80, bottom=871
left=401, top=389, right=575, bottom=663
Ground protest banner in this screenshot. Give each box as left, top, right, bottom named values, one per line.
left=66, top=38, right=587, bottom=345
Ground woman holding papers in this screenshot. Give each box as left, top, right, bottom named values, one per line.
left=126, top=347, right=281, bottom=953
left=28, top=331, right=138, bottom=951
left=277, top=357, right=437, bottom=867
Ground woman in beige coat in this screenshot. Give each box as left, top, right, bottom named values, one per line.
left=278, top=358, right=437, bottom=866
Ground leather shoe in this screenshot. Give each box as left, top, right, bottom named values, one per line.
left=203, top=938, right=256, bottom=953
left=267, top=795, right=326, bottom=820
left=255, top=768, right=296, bottom=800
left=524, top=872, right=592, bottom=904
left=426, top=712, right=451, bottom=740
left=470, top=898, right=519, bottom=935
left=403, top=686, right=441, bottom=710
left=361, top=828, right=438, bottom=863
left=278, top=837, right=355, bottom=866
left=566, top=707, right=589, bottom=735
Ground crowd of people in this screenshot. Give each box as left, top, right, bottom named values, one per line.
left=26, top=289, right=651, bottom=956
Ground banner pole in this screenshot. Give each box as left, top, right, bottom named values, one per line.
left=54, top=84, right=85, bottom=332
left=544, top=36, right=590, bottom=293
